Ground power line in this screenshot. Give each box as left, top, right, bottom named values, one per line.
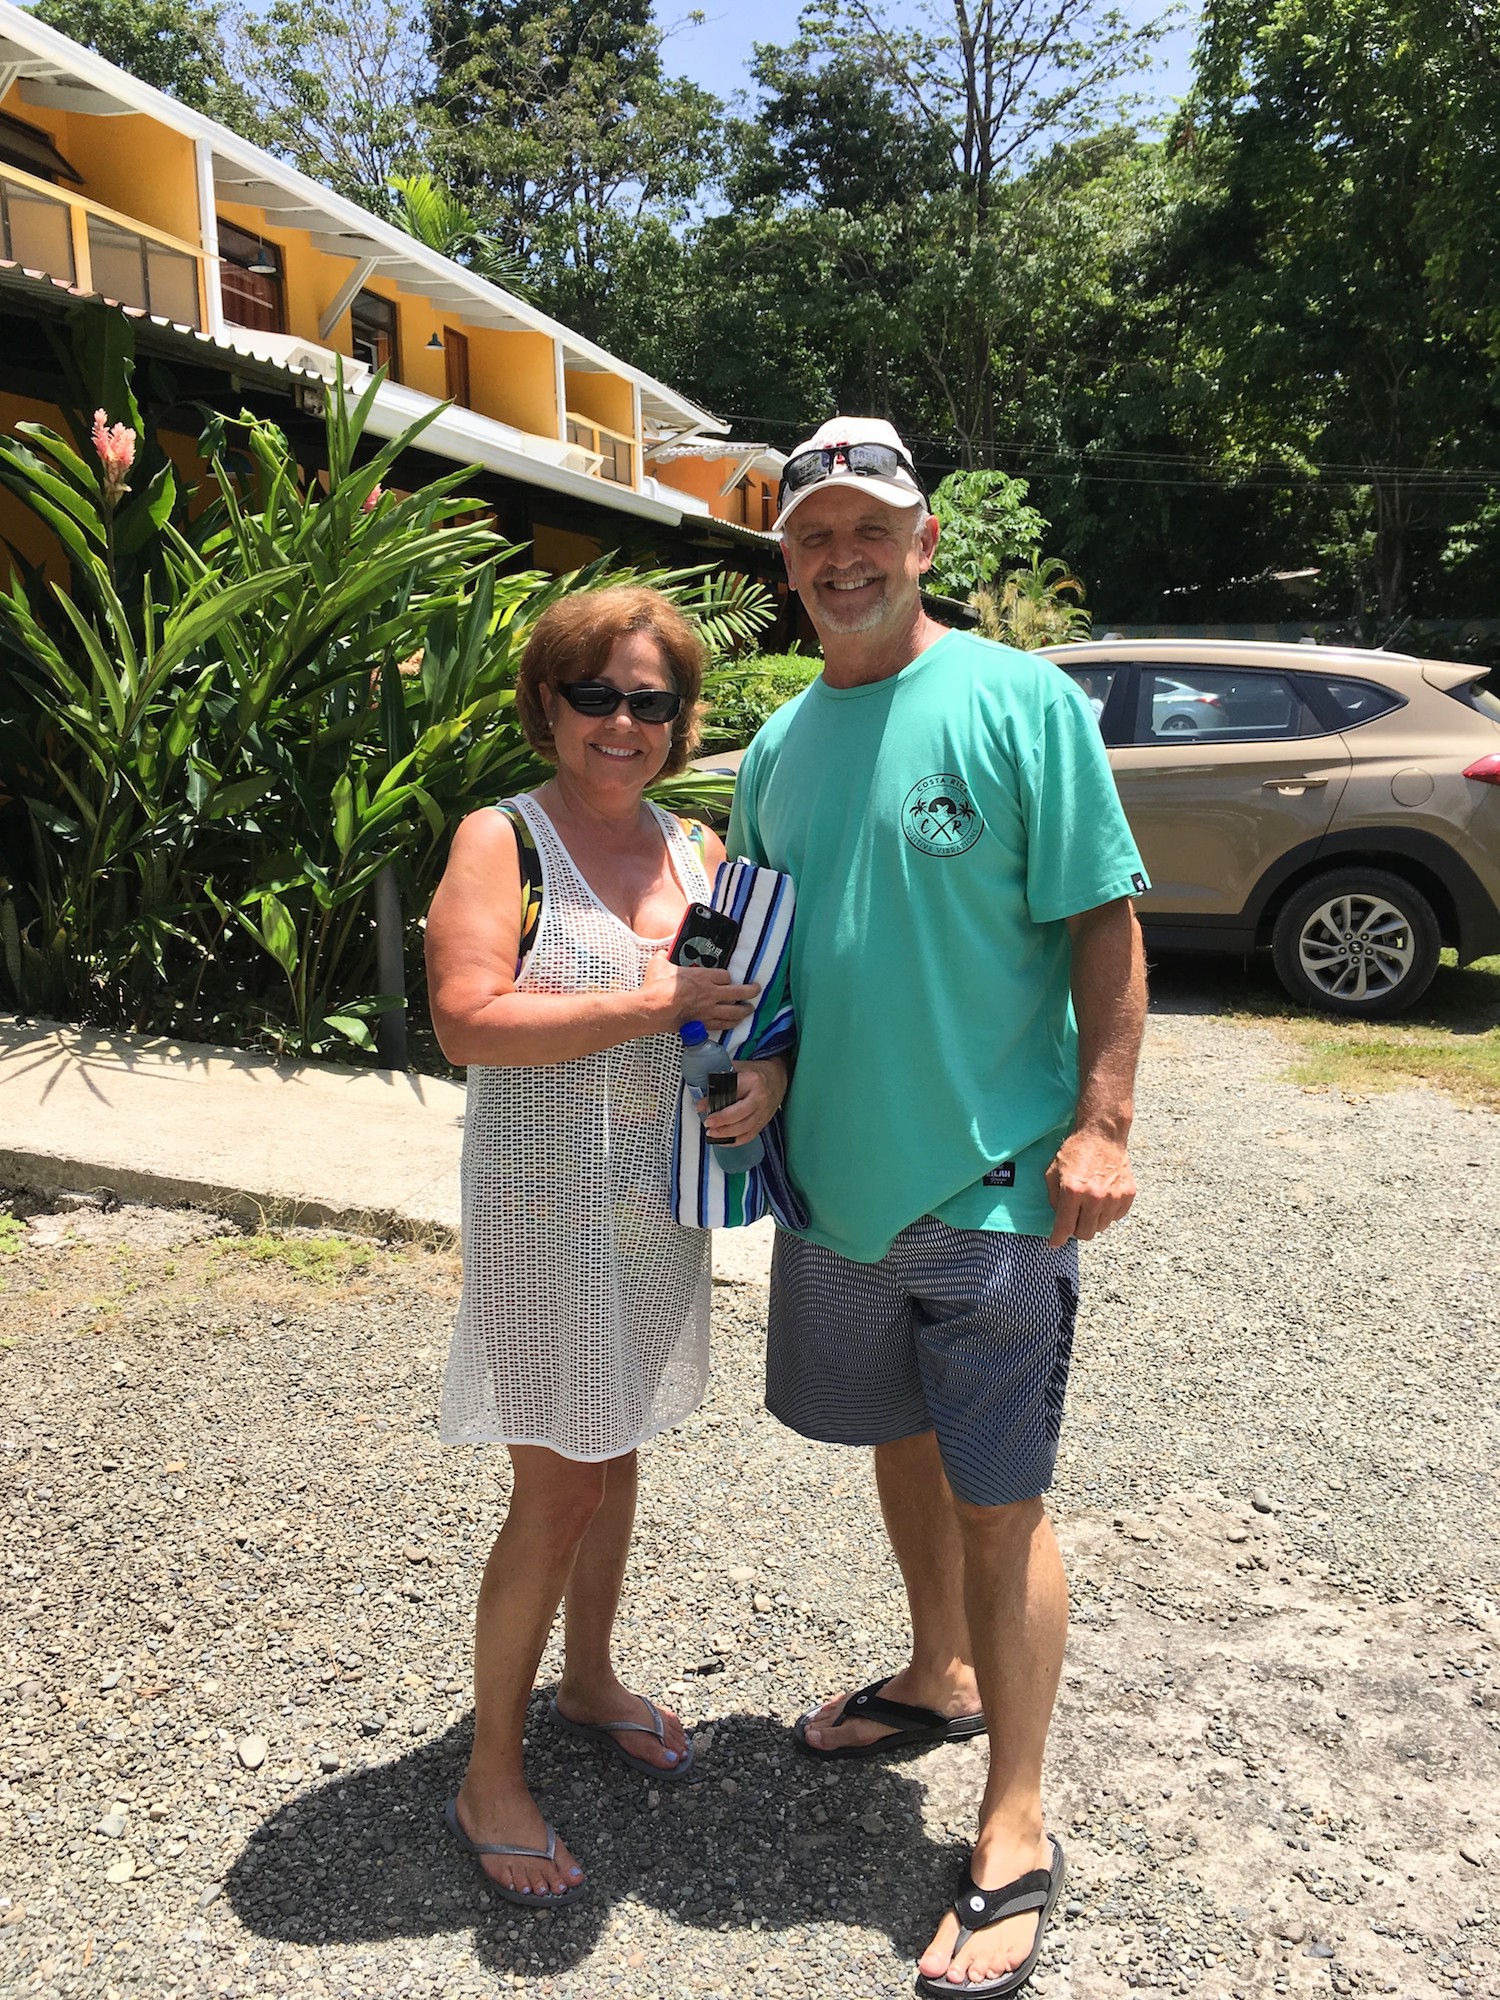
left=716, top=412, right=1500, bottom=487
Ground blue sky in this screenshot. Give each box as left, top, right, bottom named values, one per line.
left=665, top=1, right=1202, bottom=116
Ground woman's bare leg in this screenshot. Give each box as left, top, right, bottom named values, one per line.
left=454, top=1445, right=606, bottom=1897
left=556, top=1451, right=688, bottom=1770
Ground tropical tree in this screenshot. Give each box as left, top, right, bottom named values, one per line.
left=421, top=0, right=720, bottom=335
left=1178, top=0, right=1500, bottom=627
left=733, top=0, right=1172, bottom=458
left=30, top=0, right=229, bottom=109
left=218, top=0, right=430, bottom=203
left=928, top=468, right=1047, bottom=598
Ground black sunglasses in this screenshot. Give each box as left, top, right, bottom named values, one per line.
left=556, top=679, right=683, bottom=723
left=778, top=441, right=926, bottom=510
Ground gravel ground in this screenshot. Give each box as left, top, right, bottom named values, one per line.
left=1, top=1002, right=1498, bottom=2000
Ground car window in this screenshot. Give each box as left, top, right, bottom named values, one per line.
left=1442, top=672, right=1500, bottom=724
left=1059, top=665, right=1115, bottom=724
left=1135, top=667, right=1315, bottom=744
left=1308, top=676, right=1405, bottom=727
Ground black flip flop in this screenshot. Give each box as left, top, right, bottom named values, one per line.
left=914, top=1833, right=1065, bottom=1999
left=792, top=1676, right=987, bottom=1760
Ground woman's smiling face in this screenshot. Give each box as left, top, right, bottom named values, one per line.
left=541, top=629, right=679, bottom=798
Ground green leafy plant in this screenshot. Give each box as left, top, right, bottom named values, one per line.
left=215, top=1232, right=376, bottom=1280
left=0, top=352, right=510, bottom=1050
left=700, top=649, right=821, bottom=749
left=928, top=469, right=1048, bottom=600
left=975, top=554, right=1092, bottom=650
left=388, top=171, right=533, bottom=295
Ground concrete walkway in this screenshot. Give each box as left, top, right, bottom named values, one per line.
left=0, top=1014, right=774, bottom=1280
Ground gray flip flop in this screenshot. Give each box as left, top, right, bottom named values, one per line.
left=442, top=1796, right=585, bottom=1908
left=547, top=1693, right=695, bottom=1781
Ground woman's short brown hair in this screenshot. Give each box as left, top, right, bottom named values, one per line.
left=515, top=585, right=705, bottom=779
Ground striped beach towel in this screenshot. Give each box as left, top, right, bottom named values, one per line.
left=671, top=860, right=806, bottom=1231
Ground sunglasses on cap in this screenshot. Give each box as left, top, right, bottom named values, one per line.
left=556, top=679, right=683, bottom=723
left=778, top=440, right=926, bottom=509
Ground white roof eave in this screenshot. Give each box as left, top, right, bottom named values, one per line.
left=360, top=382, right=692, bottom=528
left=0, top=0, right=724, bottom=436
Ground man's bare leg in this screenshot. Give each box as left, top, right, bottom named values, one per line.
left=917, top=1495, right=1067, bottom=1986
left=801, top=1429, right=981, bottom=1751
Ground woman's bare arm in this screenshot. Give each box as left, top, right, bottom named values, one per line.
left=425, top=810, right=756, bottom=1067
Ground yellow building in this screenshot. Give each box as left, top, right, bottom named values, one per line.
left=0, top=0, right=784, bottom=584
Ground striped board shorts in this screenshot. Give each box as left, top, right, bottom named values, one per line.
left=766, top=1218, right=1080, bottom=1507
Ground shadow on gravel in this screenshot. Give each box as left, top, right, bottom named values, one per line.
left=226, top=1697, right=961, bottom=1974
left=1145, top=942, right=1500, bottom=1032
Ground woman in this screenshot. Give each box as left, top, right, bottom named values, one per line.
left=425, top=585, right=785, bottom=1908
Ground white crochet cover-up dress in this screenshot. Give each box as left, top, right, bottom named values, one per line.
left=440, top=792, right=713, bottom=1459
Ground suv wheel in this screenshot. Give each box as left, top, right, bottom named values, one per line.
left=1271, top=868, right=1440, bottom=1018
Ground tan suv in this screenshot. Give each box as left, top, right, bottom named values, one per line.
left=1040, top=638, right=1500, bottom=1017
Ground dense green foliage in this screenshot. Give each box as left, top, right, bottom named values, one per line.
left=975, top=556, right=1092, bottom=651
left=700, top=652, right=822, bottom=751
left=928, top=470, right=1048, bottom=600
left=27, top=0, right=1500, bottom=634
left=0, top=316, right=764, bottom=1052
left=30, top=0, right=226, bottom=109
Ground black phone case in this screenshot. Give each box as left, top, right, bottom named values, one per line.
left=705, top=1069, right=741, bottom=1114
left=668, top=903, right=741, bottom=971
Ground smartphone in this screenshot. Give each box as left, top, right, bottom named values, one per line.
left=668, top=902, right=741, bottom=972
left=705, top=1069, right=741, bottom=1115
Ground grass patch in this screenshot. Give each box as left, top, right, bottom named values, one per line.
left=0, top=1214, right=22, bottom=1255
left=214, top=1233, right=376, bottom=1282
left=1264, top=953, right=1500, bottom=1109
left=1281, top=1030, right=1500, bottom=1109
left=1155, top=950, right=1500, bottom=1109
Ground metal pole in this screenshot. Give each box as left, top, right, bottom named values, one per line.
left=373, top=863, right=408, bottom=1071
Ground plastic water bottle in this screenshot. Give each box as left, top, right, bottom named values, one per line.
left=679, top=1021, right=764, bottom=1171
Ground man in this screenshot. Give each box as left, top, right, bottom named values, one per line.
left=727, top=418, right=1147, bottom=1996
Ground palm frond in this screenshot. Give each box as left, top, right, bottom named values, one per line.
left=388, top=173, right=533, bottom=299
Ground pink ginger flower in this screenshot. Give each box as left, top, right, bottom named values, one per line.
left=361, top=485, right=384, bottom=514
left=91, top=409, right=136, bottom=504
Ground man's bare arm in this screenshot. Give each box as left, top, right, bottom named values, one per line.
left=1045, top=897, right=1147, bottom=1247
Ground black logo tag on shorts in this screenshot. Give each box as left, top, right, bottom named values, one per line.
left=1131, top=871, right=1147, bottom=894
left=982, top=1162, right=1016, bottom=1187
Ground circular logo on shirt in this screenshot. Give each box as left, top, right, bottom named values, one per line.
left=902, top=774, right=983, bottom=856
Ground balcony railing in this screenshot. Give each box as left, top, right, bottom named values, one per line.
left=566, top=414, right=635, bottom=487
left=0, top=161, right=202, bottom=329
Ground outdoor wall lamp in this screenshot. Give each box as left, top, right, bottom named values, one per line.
left=426, top=332, right=444, bottom=350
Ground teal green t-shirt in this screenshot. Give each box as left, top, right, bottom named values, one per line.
left=727, top=628, right=1147, bottom=1262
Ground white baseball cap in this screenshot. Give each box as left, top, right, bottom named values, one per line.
left=772, top=416, right=927, bottom=534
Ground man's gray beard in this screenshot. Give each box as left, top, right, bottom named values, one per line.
left=818, top=588, right=890, bottom=634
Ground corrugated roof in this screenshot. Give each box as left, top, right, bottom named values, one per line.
left=0, top=255, right=328, bottom=390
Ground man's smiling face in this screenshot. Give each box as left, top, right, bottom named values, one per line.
left=780, top=484, right=939, bottom=640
